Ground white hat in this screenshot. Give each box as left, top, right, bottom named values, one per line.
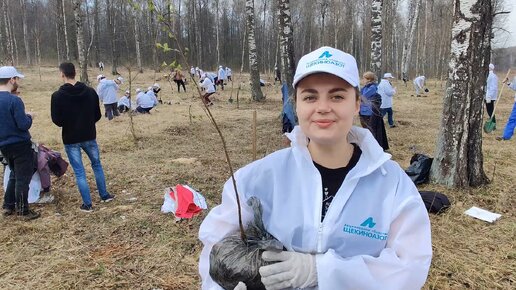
left=293, top=46, right=359, bottom=88
left=135, top=88, right=142, bottom=93
left=116, top=76, right=124, bottom=83
left=125, top=90, right=130, bottom=94
left=383, top=73, right=394, bottom=79
left=489, top=63, right=494, bottom=70
left=153, top=83, right=160, bottom=89
left=0, top=66, right=24, bottom=79
left=96, top=74, right=105, bottom=81
left=147, top=86, right=153, bottom=91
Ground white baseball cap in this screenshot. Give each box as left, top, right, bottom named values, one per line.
left=0, top=66, right=24, bottom=79
left=293, top=46, right=359, bottom=88
left=96, top=74, right=105, bottom=81
left=135, top=88, right=142, bottom=93
left=153, top=83, right=160, bottom=89
left=383, top=73, right=395, bottom=79
left=489, top=63, right=494, bottom=70
left=116, top=76, right=124, bottom=83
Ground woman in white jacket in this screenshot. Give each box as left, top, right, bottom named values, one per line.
left=199, top=47, right=432, bottom=290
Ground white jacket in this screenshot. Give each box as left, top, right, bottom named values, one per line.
left=136, top=92, right=156, bottom=108
left=413, top=76, right=425, bottom=90
left=509, top=77, right=516, bottom=102
left=226, top=68, right=232, bottom=77
left=218, top=68, right=227, bottom=80
left=485, top=71, right=498, bottom=101
left=96, top=79, right=119, bottom=104
left=378, top=79, right=396, bottom=109
left=199, top=126, right=432, bottom=290
left=117, top=96, right=131, bottom=108
left=200, top=77, right=216, bottom=93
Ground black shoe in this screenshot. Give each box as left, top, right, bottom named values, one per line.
left=80, top=204, right=93, bottom=212
left=3, top=208, right=15, bottom=216
left=390, top=125, right=397, bottom=128
left=101, top=194, right=115, bottom=203
left=19, top=210, right=40, bottom=221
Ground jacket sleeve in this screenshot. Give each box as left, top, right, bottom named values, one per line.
left=198, top=172, right=254, bottom=290
left=12, top=97, right=33, bottom=131
left=316, top=171, right=432, bottom=290
left=50, top=93, right=63, bottom=127
left=386, top=83, right=395, bottom=97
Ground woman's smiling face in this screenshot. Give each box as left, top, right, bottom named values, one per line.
left=295, top=73, right=360, bottom=146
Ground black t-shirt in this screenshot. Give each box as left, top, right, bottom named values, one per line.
left=313, top=143, right=362, bottom=221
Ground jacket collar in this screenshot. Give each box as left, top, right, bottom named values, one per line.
left=285, top=125, right=391, bottom=178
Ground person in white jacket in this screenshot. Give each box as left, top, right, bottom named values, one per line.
left=226, top=67, right=232, bottom=81
left=378, top=73, right=396, bottom=128
left=200, top=73, right=216, bottom=106
left=190, top=66, right=196, bottom=78
left=413, top=75, right=426, bottom=97
left=97, top=75, right=123, bottom=120
left=497, top=76, right=516, bottom=141
left=217, top=66, right=227, bottom=90
left=485, top=63, right=499, bottom=128
left=199, top=46, right=432, bottom=290
left=135, top=88, right=156, bottom=114
left=117, top=90, right=131, bottom=113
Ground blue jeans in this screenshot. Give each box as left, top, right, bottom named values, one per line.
left=381, top=108, right=394, bottom=126
left=64, top=140, right=110, bottom=206
left=502, top=102, right=516, bottom=140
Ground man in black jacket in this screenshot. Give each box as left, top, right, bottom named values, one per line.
left=51, top=63, right=114, bottom=212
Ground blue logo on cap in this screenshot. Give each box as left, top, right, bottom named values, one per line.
left=319, top=51, right=333, bottom=59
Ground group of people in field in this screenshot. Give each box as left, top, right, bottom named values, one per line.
left=1, top=45, right=515, bottom=290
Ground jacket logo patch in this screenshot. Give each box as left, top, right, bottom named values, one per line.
left=343, top=217, right=388, bottom=241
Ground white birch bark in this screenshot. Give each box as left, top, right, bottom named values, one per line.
left=246, top=0, right=264, bottom=101
left=370, top=0, right=383, bottom=78
left=61, top=0, right=70, bottom=60
left=73, top=0, right=88, bottom=83
left=401, top=0, right=420, bottom=80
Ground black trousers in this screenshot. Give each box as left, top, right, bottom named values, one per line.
left=485, top=100, right=496, bottom=123
left=1, top=141, right=36, bottom=214
left=175, top=80, right=186, bottom=92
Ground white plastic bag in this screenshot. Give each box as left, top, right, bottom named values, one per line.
left=3, top=166, right=42, bottom=203
left=160, top=187, right=177, bottom=213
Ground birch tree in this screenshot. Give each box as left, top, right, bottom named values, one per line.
left=401, top=0, right=420, bottom=81
left=61, top=0, right=70, bottom=60
left=370, top=0, right=382, bottom=78
left=20, top=0, right=31, bottom=66
left=246, top=0, right=265, bottom=101
left=430, top=0, right=492, bottom=187
left=277, top=0, right=295, bottom=95
left=73, top=0, right=88, bottom=83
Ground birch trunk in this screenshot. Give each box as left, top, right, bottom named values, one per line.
left=430, top=0, right=491, bottom=187
left=401, top=0, right=420, bottom=80
left=277, top=0, right=295, bottom=96
left=3, top=0, right=14, bottom=65
left=20, top=0, right=31, bottom=66
left=215, top=0, right=221, bottom=65
left=61, top=0, right=70, bottom=60
left=246, top=0, right=264, bottom=101
left=370, top=0, right=383, bottom=78
left=73, top=0, right=88, bottom=83
left=133, top=9, right=143, bottom=73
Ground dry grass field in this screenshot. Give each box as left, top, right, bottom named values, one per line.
left=0, top=66, right=514, bottom=289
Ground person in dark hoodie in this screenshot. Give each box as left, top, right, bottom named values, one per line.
left=360, top=71, right=389, bottom=151
left=0, top=66, right=40, bottom=220
left=51, top=63, right=114, bottom=212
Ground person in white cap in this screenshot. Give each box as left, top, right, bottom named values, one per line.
left=199, top=47, right=432, bottom=290
left=378, top=73, right=397, bottom=128
left=136, top=87, right=157, bottom=114
left=98, top=61, right=104, bottom=71
left=497, top=76, right=516, bottom=141
left=117, top=90, right=131, bottom=113
left=485, top=63, right=498, bottom=128
left=217, top=65, right=227, bottom=90
left=199, top=73, right=215, bottom=105
left=413, top=75, right=426, bottom=97
left=0, top=66, right=40, bottom=220
left=97, top=75, right=122, bottom=120
left=226, top=67, right=232, bottom=82
left=190, top=66, right=196, bottom=78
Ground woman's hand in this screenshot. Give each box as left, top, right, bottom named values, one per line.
left=234, top=282, right=247, bottom=290
left=259, top=251, right=317, bottom=290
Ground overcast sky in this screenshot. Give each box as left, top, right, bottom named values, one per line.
left=493, top=2, right=516, bottom=48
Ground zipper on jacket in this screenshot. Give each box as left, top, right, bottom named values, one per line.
left=317, top=223, right=324, bottom=252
